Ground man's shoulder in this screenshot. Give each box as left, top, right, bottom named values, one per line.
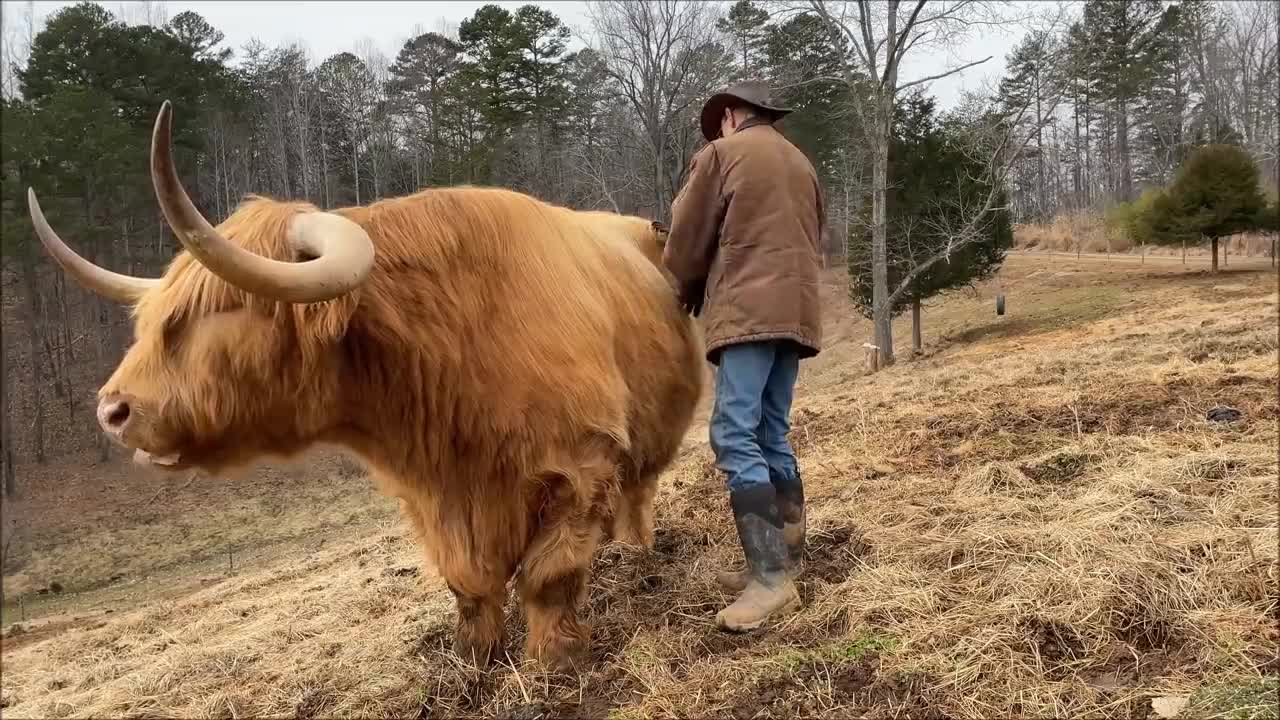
left=721, top=126, right=817, bottom=175
left=690, top=141, right=724, bottom=167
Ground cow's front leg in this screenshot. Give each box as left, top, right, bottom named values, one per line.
left=447, top=579, right=507, bottom=668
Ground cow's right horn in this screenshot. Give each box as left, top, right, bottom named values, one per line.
left=150, top=101, right=375, bottom=304
left=27, top=188, right=161, bottom=304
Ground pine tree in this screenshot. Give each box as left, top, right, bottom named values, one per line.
left=716, top=0, right=770, bottom=78
left=848, top=90, right=1013, bottom=352
left=999, top=30, right=1055, bottom=221
left=1147, top=144, right=1268, bottom=272
left=1134, top=4, right=1195, bottom=186
left=1081, top=0, right=1163, bottom=203
left=388, top=31, right=463, bottom=186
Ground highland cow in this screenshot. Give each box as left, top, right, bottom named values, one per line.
left=27, top=101, right=705, bottom=671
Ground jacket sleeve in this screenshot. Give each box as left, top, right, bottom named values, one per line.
left=663, top=144, right=725, bottom=288
left=816, top=176, right=827, bottom=254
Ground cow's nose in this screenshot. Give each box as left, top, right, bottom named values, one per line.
left=97, top=394, right=134, bottom=434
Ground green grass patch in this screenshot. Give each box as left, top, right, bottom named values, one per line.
left=775, top=632, right=899, bottom=672
left=1190, top=677, right=1280, bottom=720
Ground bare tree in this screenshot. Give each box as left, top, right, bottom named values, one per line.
left=584, top=0, right=729, bottom=222
left=888, top=69, right=1067, bottom=316
left=784, top=0, right=1034, bottom=367
left=1, top=0, right=37, bottom=100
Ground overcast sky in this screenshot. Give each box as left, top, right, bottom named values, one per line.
left=10, top=1, right=1041, bottom=109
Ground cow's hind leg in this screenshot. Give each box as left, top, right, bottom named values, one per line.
left=620, top=470, right=658, bottom=549
left=518, top=442, right=619, bottom=672
left=605, top=465, right=658, bottom=550
left=518, top=555, right=594, bottom=673
left=446, top=577, right=508, bottom=669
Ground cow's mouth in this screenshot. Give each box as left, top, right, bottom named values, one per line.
left=133, top=448, right=184, bottom=469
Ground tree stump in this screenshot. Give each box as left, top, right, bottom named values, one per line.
left=862, top=343, right=879, bottom=374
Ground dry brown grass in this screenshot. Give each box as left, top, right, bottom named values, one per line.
left=2, top=256, right=1276, bottom=719
left=1, top=451, right=395, bottom=601
left=1015, top=212, right=1277, bottom=258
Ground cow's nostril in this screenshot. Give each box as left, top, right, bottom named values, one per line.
left=100, top=400, right=132, bottom=431
left=107, top=402, right=130, bottom=427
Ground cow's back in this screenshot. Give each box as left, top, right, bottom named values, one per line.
left=568, top=210, right=705, bottom=480
left=349, top=189, right=701, bottom=487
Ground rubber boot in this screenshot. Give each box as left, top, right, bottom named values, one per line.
left=717, top=472, right=805, bottom=592
left=715, top=484, right=801, bottom=632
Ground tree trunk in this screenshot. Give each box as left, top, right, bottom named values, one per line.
left=911, top=299, right=922, bottom=354
left=1117, top=97, right=1133, bottom=202
left=652, top=125, right=667, bottom=223
left=18, top=250, right=46, bottom=464
left=351, top=123, right=361, bottom=205
left=1072, top=98, right=1082, bottom=206
left=1, top=335, right=15, bottom=497
left=870, top=94, right=894, bottom=367
left=1211, top=236, right=1219, bottom=273
left=1035, top=69, right=1045, bottom=220
left=1182, top=236, right=1186, bottom=265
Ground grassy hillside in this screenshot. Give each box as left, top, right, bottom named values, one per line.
left=1, top=253, right=1276, bottom=719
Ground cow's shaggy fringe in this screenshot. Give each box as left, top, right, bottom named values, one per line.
left=2, top=258, right=1276, bottom=718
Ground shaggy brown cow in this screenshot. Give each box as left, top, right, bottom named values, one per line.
left=28, top=102, right=705, bottom=671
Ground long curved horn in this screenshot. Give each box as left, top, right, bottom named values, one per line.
left=149, top=101, right=375, bottom=304
left=27, top=188, right=160, bottom=304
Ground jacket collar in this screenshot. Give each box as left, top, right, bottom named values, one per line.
left=732, top=117, right=776, bottom=135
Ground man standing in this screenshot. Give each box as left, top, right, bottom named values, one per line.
left=662, top=81, right=824, bottom=632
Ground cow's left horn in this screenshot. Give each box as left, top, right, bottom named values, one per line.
left=149, top=100, right=374, bottom=304
left=27, top=188, right=161, bottom=304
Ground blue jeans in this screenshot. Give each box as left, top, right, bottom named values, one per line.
left=709, top=341, right=801, bottom=493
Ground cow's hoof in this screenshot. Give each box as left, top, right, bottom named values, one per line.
left=528, top=634, right=589, bottom=675
left=453, top=630, right=504, bottom=669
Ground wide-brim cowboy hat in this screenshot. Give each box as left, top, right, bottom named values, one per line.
left=699, top=80, right=793, bottom=142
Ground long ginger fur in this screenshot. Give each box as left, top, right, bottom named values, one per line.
left=110, top=184, right=705, bottom=667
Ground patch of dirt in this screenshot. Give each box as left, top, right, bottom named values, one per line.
left=805, top=523, right=873, bottom=584
left=1021, top=616, right=1086, bottom=679
left=1134, top=488, right=1205, bottom=525
left=1019, top=448, right=1093, bottom=485
left=791, top=407, right=853, bottom=453
left=1106, top=604, right=1180, bottom=653
left=726, top=654, right=947, bottom=719
left=293, top=688, right=331, bottom=720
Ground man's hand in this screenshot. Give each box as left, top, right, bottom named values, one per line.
left=679, top=278, right=706, bottom=317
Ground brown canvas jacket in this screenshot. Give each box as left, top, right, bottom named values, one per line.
left=663, top=118, right=825, bottom=365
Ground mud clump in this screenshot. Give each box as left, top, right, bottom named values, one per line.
left=1019, top=448, right=1092, bottom=484
left=726, top=654, right=946, bottom=719
left=294, top=688, right=330, bottom=720
left=1206, top=406, right=1242, bottom=424
left=1108, top=604, right=1179, bottom=653
left=805, top=523, right=872, bottom=584
left=1021, top=617, right=1085, bottom=679
left=408, top=623, right=453, bottom=659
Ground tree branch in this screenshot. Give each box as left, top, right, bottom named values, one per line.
left=898, top=54, right=993, bottom=91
